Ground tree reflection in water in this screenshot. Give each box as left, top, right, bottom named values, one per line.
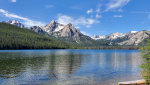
left=0, top=50, right=143, bottom=85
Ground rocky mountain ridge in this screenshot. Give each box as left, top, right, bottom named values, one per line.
left=92, top=31, right=138, bottom=40
left=43, top=20, right=64, bottom=33
left=118, top=30, right=150, bottom=46
left=3, top=20, right=25, bottom=28
left=93, top=30, right=150, bottom=46
left=2, top=20, right=150, bottom=46
left=40, top=20, right=90, bottom=43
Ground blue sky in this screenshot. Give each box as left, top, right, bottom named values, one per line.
left=0, top=0, right=150, bottom=36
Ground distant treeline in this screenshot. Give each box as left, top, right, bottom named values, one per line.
left=81, top=46, right=138, bottom=49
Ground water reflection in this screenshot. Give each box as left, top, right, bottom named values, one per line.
left=0, top=50, right=143, bottom=85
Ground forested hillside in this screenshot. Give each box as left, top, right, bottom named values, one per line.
left=0, top=23, right=74, bottom=49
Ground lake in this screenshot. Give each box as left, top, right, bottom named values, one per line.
left=0, top=49, right=143, bottom=85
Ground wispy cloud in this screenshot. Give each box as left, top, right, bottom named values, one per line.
left=10, top=0, right=16, bottom=3
left=86, top=8, right=102, bottom=19
left=113, top=15, right=123, bottom=18
left=96, top=14, right=102, bottom=18
left=96, top=8, right=101, bottom=13
left=81, top=31, right=91, bottom=36
left=105, top=0, right=131, bottom=11
left=132, top=11, right=150, bottom=14
left=45, top=5, right=54, bottom=9
left=132, top=11, right=150, bottom=19
left=87, top=9, right=93, bottom=14
left=57, top=14, right=99, bottom=28
left=0, top=9, right=46, bottom=27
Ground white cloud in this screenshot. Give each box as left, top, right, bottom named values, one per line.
left=87, top=9, right=93, bottom=14
left=113, top=15, right=123, bottom=18
left=0, top=9, right=46, bottom=27
left=96, top=8, right=101, bottom=13
left=57, top=14, right=99, bottom=28
left=10, top=0, right=16, bottom=2
left=57, top=15, right=73, bottom=25
left=45, top=5, right=54, bottom=8
left=87, top=8, right=102, bottom=19
left=106, top=0, right=131, bottom=11
left=81, top=31, right=91, bottom=36
left=75, top=26, right=80, bottom=29
left=96, top=14, right=102, bottom=18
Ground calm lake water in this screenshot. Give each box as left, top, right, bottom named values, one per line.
left=0, top=49, right=143, bottom=85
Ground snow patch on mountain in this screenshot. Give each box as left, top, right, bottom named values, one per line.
left=3, top=20, right=25, bottom=28
left=92, top=31, right=139, bottom=40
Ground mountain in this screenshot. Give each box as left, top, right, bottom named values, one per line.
left=43, top=20, right=64, bottom=33
left=94, top=30, right=150, bottom=46
left=118, top=30, right=150, bottom=46
left=106, top=32, right=126, bottom=40
left=92, top=32, right=126, bottom=40
left=93, top=35, right=106, bottom=40
left=40, top=21, right=96, bottom=44
left=30, top=26, right=45, bottom=34
left=0, top=23, right=74, bottom=49
left=3, top=20, right=25, bottom=28
left=51, top=24, right=86, bottom=42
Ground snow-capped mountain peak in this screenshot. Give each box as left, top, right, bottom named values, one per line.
left=43, top=20, right=64, bottom=33
left=107, top=32, right=126, bottom=40
left=93, top=32, right=126, bottom=40
left=3, top=20, right=25, bottom=28
left=11, top=20, right=19, bottom=24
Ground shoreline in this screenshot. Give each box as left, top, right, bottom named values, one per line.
left=118, top=79, right=145, bottom=85
left=0, top=46, right=139, bottom=50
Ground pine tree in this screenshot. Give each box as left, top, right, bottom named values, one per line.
left=139, top=39, right=150, bottom=84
